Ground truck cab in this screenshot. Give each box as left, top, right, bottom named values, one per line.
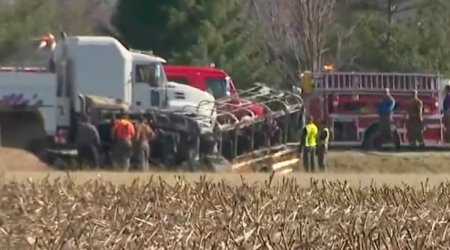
left=51, top=36, right=217, bottom=148
left=163, top=65, right=265, bottom=119
left=163, top=65, right=236, bottom=99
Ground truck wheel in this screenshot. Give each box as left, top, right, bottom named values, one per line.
left=363, top=130, right=382, bottom=151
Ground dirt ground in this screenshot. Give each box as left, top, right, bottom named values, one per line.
left=0, top=147, right=450, bottom=187
left=1, top=147, right=450, bottom=174
left=0, top=148, right=49, bottom=171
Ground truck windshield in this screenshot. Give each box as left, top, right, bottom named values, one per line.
left=206, top=78, right=228, bottom=99
left=135, top=63, right=167, bottom=87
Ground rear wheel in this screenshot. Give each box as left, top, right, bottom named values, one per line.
left=363, top=126, right=401, bottom=151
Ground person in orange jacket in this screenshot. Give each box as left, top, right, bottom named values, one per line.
left=112, top=112, right=135, bottom=170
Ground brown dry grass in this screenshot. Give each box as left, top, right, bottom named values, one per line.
left=327, top=151, right=450, bottom=173
left=3, top=171, right=450, bottom=187
left=1, top=149, right=450, bottom=248
left=1, top=174, right=450, bottom=249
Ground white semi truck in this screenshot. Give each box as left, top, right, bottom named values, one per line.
left=0, top=35, right=216, bottom=160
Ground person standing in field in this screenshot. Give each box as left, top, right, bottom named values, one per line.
left=377, top=88, right=396, bottom=144
left=75, top=114, right=100, bottom=168
left=316, top=120, right=330, bottom=171
left=133, top=115, right=155, bottom=171
left=405, top=90, right=424, bottom=148
left=443, top=85, right=450, bottom=142
left=299, top=115, right=318, bottom=172
left=112, top=113, right=135, bottom=170
left=97, top=113, right=116, bottom=167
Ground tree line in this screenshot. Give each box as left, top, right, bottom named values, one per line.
left=1, top=0, right=449, bottom=88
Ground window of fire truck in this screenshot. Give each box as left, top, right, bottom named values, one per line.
left=206, top=78, right=228, bottom=99
left=341, top=102, right=369, bottom=113
left=333, top=101, right=401, bottom=114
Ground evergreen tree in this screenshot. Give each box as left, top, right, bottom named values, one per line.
left=111, top=0, right=180, bottom=58
left=168, top=0, right=274, bottom=87
left=413, top=0, right=450, bottom=75
left=113, top=0, right=274, bottom=87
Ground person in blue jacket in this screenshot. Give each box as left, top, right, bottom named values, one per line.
left=443, top=85, right=450, bottom=142
left=377, top=88, right=396, bottom=142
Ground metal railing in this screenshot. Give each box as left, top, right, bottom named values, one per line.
left=315, top=72, right=441, bottom=93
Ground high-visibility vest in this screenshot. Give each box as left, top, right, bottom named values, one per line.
left=305, top=123, right=318, bottom=147
left=113, top=119, right=135, bottom=140
left=318, top=128, right=330, bottom=146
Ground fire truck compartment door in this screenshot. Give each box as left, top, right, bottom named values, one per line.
left=332, top=116, right=358, bottom=141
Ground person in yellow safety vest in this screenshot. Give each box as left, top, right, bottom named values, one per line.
left=299, top=115, right=318, bottom=172
left=316, top=120, right=330, bottom=171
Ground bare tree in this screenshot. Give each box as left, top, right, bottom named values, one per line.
left=249, top=0, right=336, bottom=80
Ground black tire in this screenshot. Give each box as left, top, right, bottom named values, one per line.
left=363, top=130, right=382, bottom=151
left=363, top=124, right=400, bottom=152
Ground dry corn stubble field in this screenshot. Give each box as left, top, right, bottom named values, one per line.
left=1, top=174, right=450, bottom=249
left=2, top=149, right=450, bottom=249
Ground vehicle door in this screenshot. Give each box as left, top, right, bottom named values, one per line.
left=134, top=63, right=167, bottom=110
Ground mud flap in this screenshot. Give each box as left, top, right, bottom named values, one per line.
left=0, top=109, right=47, bottom=153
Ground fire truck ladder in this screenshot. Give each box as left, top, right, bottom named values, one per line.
left=314, top=72, right=441, bottom=94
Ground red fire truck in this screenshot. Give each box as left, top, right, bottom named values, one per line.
left=303, top=72, right=446, bottom=149
left=163, top=64, right=265, bottom=119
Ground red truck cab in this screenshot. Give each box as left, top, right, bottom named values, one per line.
left=163, top=65, right=264, bottom=119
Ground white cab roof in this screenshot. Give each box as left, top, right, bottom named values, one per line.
left=132, top=52, right=166, bottom=64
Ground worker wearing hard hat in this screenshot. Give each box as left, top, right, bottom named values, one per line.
left=405, top=90, right=424, bottom=148
left=316, top=120, right=330, bottom=171
left=112, top=112, right=136, bottom=170
left=377, top=88, right=396, bottom=143
left=443, top=85, right=450, bottom=142
left=37, top=33, right=56, bottom=51
left=299, top=115, right=318, bottom=172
